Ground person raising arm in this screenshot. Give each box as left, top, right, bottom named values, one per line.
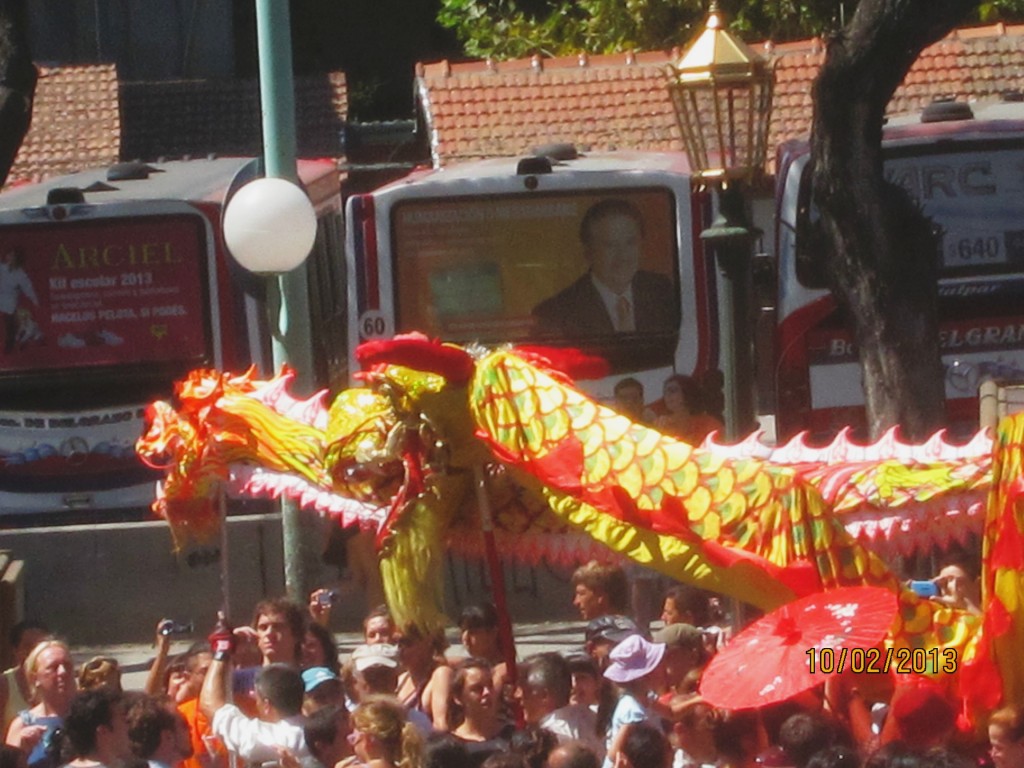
left=199, top=615, right=311, bottom=767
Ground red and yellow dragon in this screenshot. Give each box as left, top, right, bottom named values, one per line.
left=136, top=334, right=1024, bottom=719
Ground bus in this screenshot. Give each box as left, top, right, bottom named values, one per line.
left=344, top=148, right=717, bottom=406
left=773, top=96, right=1024, bottom=440
left=0, top=156, right=346, bottom=524
left=347, top=98, right=1024, bottom=445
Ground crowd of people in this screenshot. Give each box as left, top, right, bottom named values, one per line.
left=611, top=374, right=724, bottom=448
left=0, top=558, right=1016, bottom=768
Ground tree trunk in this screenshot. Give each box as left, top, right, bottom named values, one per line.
left=0, top=3, right=35, bottom=188
left=809, top=0, right=978, bottom=440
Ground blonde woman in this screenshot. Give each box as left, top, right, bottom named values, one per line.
left=349, top=695, right=423, bottom=768
left=4, top=640, right=77, bottom=768
left=0, top=621, right=49, bottom=736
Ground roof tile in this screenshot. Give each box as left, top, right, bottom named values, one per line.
left=417, top=24, right=1024, bottom=167
left=10, top=64, right=121, bottom=184
left=6, top=67, right=347, bottom=187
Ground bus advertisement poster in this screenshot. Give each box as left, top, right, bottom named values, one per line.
left=0, top=214, right=210, bottom=373
left=390, top=189, right=678, bottom=344
left=0, top=402, right=153, bottom=491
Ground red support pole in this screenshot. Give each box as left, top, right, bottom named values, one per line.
left=473, top=465, right=518, bottom=688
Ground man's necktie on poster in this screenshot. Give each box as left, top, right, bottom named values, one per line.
left=616, top=294, right=634, bottom=332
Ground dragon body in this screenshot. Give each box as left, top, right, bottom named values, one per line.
left=137, top=335, right=1024, bottom=717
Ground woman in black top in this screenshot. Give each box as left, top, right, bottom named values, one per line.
left=448, top=659, right=516, bottom=768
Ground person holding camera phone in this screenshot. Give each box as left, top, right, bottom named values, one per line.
left=144, top=619, right=196, bottom=699
left=302, top=625, right=340, bottom=678
left=307, top=589, right=339, bottom=630
left=908, top=559, right=981, bottom=616
left=302, top=589, right=342, bottom=678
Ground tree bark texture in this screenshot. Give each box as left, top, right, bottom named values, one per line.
left=0, top=5, right=35, bottom=188
left=809, top=0, right=978, bottom=440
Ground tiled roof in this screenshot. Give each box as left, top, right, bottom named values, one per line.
left=120, top=71, right=347, bottom=162
left=5, top=67, right=347, bottom=189
left=10, top=64, right=121, bottom=185
left=416, top=23, right=1024, bottom=168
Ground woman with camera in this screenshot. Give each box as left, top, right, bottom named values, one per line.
left=4, top=640, right=77, bottom=768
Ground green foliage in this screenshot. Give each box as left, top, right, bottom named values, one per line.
left=436, top=0, right=704, bottom=58
left=437, top=0, right=1024, bottom=59
left=979, top=0, right=1024, bottom=18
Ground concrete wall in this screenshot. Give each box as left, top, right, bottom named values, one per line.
left=0, top=515, right=286, bottom=645
left=0, top=515, right=579, bottom=645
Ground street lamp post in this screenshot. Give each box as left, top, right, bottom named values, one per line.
left=222, top=0, right=319, bottom=603
left=702, top=187, right=758, bottom=439
left=667, top=2, right=773, bottom=440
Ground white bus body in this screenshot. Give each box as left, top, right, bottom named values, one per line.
left=345, top=150, right=716, bottom=403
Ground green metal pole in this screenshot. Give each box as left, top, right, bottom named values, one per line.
left=702, top=184, right=758, bottom=441
left=255, top=0, right=298, bottom=182
left=254, top=0, right=315, bottom=603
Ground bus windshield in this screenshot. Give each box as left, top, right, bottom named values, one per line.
left=796, top=141, right=1024, bottom=286
left=391, top=188, right=680, bottom=371
left=886, top=142, right=1024, bottom=277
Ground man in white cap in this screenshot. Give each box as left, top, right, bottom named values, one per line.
left=349, top=644, right=400, bottom=701
left=348, top=644, right=431, bottom=736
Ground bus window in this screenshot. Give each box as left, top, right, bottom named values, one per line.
left=793, top=163, right=828, bottom=290
left=390, top=188, right=681, bottom=372
left=885, top=143, right=1024, bottom=277
left=308, top=210, right=348, bottom=392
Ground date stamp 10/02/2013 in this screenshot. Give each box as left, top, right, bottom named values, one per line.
left=805, top=647, right=958, bottom=675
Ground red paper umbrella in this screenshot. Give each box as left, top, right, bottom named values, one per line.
left=699, top=586, right=898, bottom=710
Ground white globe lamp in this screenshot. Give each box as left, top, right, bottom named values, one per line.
left=223, top=177, right=317, bottom=273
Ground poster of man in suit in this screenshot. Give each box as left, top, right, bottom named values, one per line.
left=392, top=189, right=681, bottom=373
left=531, top=198, right=676, bottom=337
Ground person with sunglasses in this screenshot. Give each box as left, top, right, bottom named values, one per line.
left=394, top=625, right=451, bottom=733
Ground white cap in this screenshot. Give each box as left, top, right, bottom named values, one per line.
left=351, top=643, right=399, bottom=672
